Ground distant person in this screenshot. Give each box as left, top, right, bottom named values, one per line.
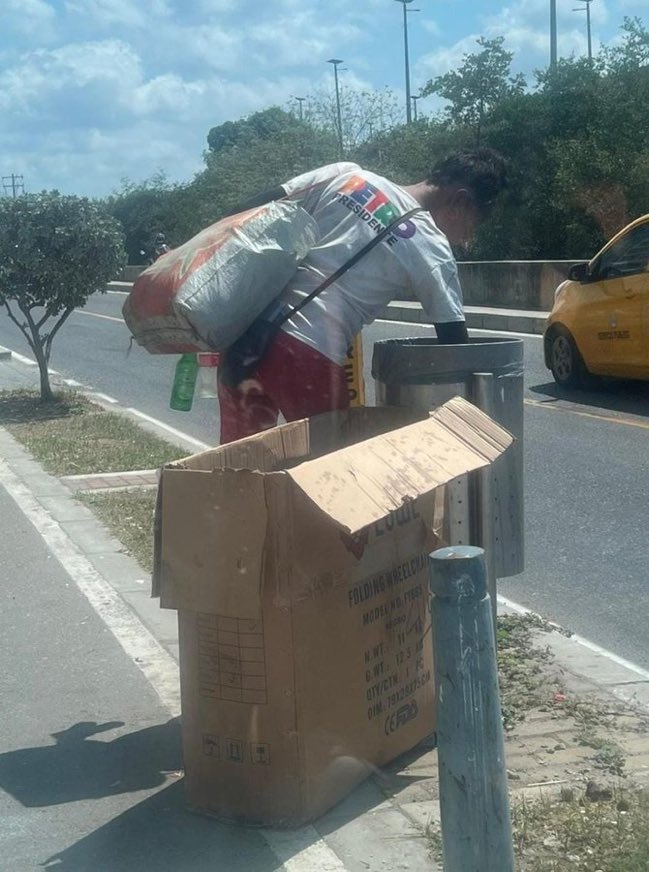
left=148, top=233, right=170, bottom=264
left=218, top=149, right=508, bottom=444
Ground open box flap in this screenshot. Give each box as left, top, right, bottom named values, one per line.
left=285, top=396, right=513, bottom=534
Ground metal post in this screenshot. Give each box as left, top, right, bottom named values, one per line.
left=327, top=59, right=344, bottom=158
left=550, top=0, right=558, bottom=68
left=472, top=372, right=498, bottom=631
left=429, top=546, right=515, bottom=872
left=395, top=0, right=415, bottom=123
left=295, top=96, right=305, bottom=121
left=573, top=1, right=594, bottom=62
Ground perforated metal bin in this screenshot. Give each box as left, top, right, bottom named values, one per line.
left=372, top=337, right=524, bottom=579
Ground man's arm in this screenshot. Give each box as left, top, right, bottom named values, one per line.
left=434, top=321, right=469, bottom=344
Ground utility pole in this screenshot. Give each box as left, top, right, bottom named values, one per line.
left=294, top=96, right=306, bottom=121
left=2, top=173, right=24, bottom=198
left=411, top=94, right=421, bottom=121
left=550, top=0, right=558, bottom=69
left=395, top=0, right=419, bottom=123
left=573, top=0, right=594, bottom=62
left=327, top=58, right=344, bottom=158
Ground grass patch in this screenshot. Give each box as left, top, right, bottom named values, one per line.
left=79, top=490, right=157, bottom=573
left=577, top=731, right=626, bottom=776
left=497, top=613, right=556, bottom=731
left=428, top=788, right=649, bottom=870
left=511, top=787, right=649, bottom=871
left=0, top=389, right=185, bottom=475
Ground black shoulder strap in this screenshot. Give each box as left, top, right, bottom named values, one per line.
left=276, top=206, right=423, bottom=327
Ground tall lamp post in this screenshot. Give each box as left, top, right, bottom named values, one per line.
left=294, top=96, right=306, bottom=121
left=550, top=0, right=558, bottom=68
left=327, top=58, right=345, bottom=157
left=573, top=0, right=594, bottom=62
left=395, top=0, right=419, bottom=123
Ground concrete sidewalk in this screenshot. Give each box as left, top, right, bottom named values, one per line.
left=2, top=347, right=649, bottom=872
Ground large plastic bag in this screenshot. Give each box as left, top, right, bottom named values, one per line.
left=122, top=201, right=318, bottom=354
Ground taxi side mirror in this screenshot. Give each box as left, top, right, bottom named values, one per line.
left=568, top=262, right=590, bottom=282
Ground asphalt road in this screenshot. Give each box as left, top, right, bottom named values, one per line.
left=1, top=290, right=648, bottom=669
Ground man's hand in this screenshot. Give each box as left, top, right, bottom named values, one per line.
left=435, top=321, right=470, bottom=344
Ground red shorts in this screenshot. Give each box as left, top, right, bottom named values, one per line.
left=218, top=331, right=349, bottom=444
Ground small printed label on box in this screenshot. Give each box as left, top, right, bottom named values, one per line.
left=249, top=742, right=271, bottom=765
left=202, top=734, right=220, bottom=757
left=224, top=737, right=244, bottom=763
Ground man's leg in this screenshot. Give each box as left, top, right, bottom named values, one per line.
left=258, top=331, right=350, bottom=421
left=217, top=376, right=279, bottom=444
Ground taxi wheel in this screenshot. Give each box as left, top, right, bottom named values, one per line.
left=549, top=327, right=591, bottom=389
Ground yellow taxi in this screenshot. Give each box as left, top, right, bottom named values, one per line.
left=544, top=214, right=649, bottom=387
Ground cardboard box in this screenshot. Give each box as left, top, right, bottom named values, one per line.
left=154, top=397, right=513, bottom=826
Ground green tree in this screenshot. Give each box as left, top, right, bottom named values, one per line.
left=105, top=173, right=198, bottom=263
left=199, top=110, right=337, bottom=220
left=422, top=37, right=525, bottom=145
left=207, top=107, right=304, bottom=154
left=304, top=86, right=401, bottom=151
left=0, top=192, right=126, bottom=401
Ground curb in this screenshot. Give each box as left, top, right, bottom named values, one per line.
left=381, top=302, right=548, bottom=335
left=0, top=345, right=11, bottom=361
left=499, top=597, right=649, bottom=712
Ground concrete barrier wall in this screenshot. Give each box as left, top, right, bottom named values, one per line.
left=116, top=265, right=145, bottom=283
left=397, top=260, right=582, bottom=311
left=117, top=259, right=583, bottom=311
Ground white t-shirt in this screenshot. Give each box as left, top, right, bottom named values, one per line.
left=278, top=162, right=465, bottom=365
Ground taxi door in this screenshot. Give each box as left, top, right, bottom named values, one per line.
left=573, top=220, right=649, bottom=378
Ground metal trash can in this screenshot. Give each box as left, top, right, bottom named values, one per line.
left=372, top=337, right=524, bottom=579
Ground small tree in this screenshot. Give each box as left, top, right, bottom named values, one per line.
left=422, top=37, right=526, bottom=145
left=0, top=192, right=126, bottom=401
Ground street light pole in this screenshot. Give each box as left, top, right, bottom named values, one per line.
left=327, top=58, right=344, bottom=158
left=294, top=96, right=306, bottom=121
left=573, top=0, right=594, bottom=61
left=395, top=0, right=417, bottom=123
left=550, top=0, right=558, bottom=68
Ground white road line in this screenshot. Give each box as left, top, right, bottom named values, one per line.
left=498, top=594, right=649, bottom=682
left=126, top=407, right=211, bottom=450
left=106, top=289, right=129, bottom=296
left=375, top=318, right=542, bottom=339
left=1, top=341, right=212, bottom=451
left=6, top=348, right=38, bottom=366
left=75, top=309, right=124, bottom=324
left=470, top=327, right=542, bottom=340
left=90, top=391, right=119, bottom=404
left=0, top=458, right=181, bottom=715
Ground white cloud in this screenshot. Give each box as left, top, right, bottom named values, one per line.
left=421, top=19, right=442, bottom=37
left=63, top=0, right=171, bottom=30
left=159, top=24, right=243, bottom=72
left=0, top=40, right=143, bottom=124
left=0, top=0, right=57, bottom=42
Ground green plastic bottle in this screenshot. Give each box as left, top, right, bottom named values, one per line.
left=169, top=353, right=199, bottom=411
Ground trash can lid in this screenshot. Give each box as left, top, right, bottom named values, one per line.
left=371, top=337, right=524, bottom=383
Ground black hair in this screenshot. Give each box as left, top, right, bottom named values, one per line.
left=427, top=148, right=508, bottom=213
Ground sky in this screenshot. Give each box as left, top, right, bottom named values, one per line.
left=0, top=0, right=645, bottom=198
